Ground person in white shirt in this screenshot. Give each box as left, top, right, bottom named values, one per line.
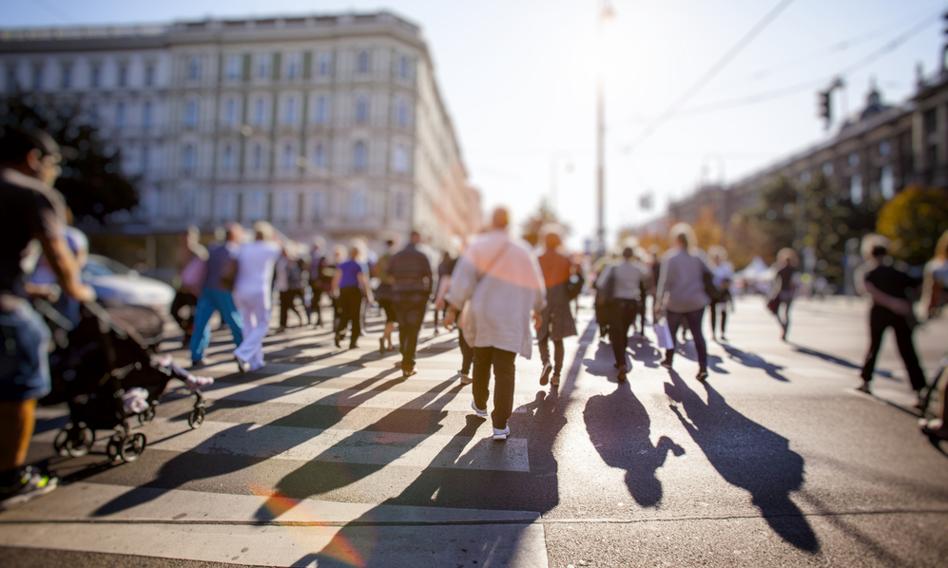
left=233, top=222, right=282, bottom=372
left=443, top=207, right=546, bottom=441
left=708, top=245, right=735, bottom=341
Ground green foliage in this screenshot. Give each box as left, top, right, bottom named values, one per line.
left=876, top=186, right=948, bottom=265
left=0, top=94, right=138, bottom=222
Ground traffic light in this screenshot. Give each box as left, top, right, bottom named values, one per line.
left=817, top=90, right=832, bottom=129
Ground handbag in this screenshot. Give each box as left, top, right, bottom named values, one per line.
left=596, top=265, right=616, bottom=305
left=567, top=271, right=585, bottom=300
left=653, top=318, right=674, bottom=349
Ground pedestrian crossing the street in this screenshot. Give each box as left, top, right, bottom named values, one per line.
left=2, top=315, right=553, bottom=567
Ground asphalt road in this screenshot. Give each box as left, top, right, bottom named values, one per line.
left=1, top=295, right=946, bottom=567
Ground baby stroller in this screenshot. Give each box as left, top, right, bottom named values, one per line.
left=39, top=301, right=211, bottom=464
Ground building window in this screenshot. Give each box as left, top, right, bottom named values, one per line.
left=5, top=65, right=18, bottom=91
left=184, top=99, right=199, bottom=128
left=880, top=166, right=895, bottom=200
left=285, top=53, right=302, bottom=80
left=355, top=95, right=369, bottom=124
left=144, top=63, right=155, bottom=87
left=251, top=142, right=264, bottom=172
left=117, top=62, right=128, bottom=88
left=316, top=52, right=332, bottom=78
left=31, top=63, right=43, bottom=91
left=222, top=143, right=236, bottom=172
left=187, top=56, right=201, bottom=81
left=395, top=97, right=411, bottom=128
left=90, top=63, right=101, bottom=89
left=141, top=144, right=150, bottom=173
left=60, top=62, right=72, bottom=89
left=392, top=144, right=410, bottom=173
left=356, top=50, right=370, bottom=74
left=313, top=94, right=330, bottom=124
left=879, top=140, right=891, bottom=158
left=224, top=97, right=238, bottom=127
left=142, top=101, right=153, bottom=130
left=275, top=192, right=293, bottom=222
left=219, top=191, right=237, bottom=221
left=398, top=55, right=412, bottom=80
left=349, top=189, right=367, bottom=219
left=282, top=95, right=298, bottom=125
left=281, top=143, right=296, bottom=171
left=848, top=152, right=860, bottom=168
left=225, top=55, right=241, bottom=81
left=312, top=142, right=327, bottom=170
left=850, top=175, right=863, bottom=204
left=822, top=161, right=834, bottom=177
left=115, top=101, right=126, bottom=129
left=245, top=190, right=265, bottom=220
left=252, top=96, right=267, bottom=126
left=311, top=191, right=326, bottom=221
left=182, top=143, right=196, bottom=176
left=353, top=141, right=368, bottom=173
left=255, top=54, right=271, bottom=81
left=394, top=191, right=408, bottom=221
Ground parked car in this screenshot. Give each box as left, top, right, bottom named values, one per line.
left=82, top=255, right=175, bottom=312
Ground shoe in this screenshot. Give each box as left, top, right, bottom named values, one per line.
left=0, top=467, right=58, bottom=511
left=492, top=425, right=511, bottom=441
left=190, top=358, right=208, bottom=369
left=349, top=341, right=359, bottom=350
left=660, top=358, right=673, bottom=370
left=855, top=382, right=871, bottom=394
left=470, top=400, right=488, bottom=418
left=539, top=363, right=552, bottom=386
left=379, top=338, right=386, bottom=354
left=720, top=335, right=728, bottom=342
left=459, top=372, right=473, bottom=385
left=234, top=356, right=248, bottom=374
left=334, top=333, right=342, bottom=348
left=402, top=368, right=417, bottom=379
left=696, top=369, right=708, bottom=382
left=551, top=373, right=560, bottom=387
left=617, top=365, right=627, bottom=382
left=914, top=393, right=928, bottom=412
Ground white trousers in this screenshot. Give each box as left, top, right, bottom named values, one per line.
left=233, top=290, right=271, bottom=370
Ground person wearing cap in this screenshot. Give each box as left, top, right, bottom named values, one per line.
left=0, top=126, right=95, bottom=509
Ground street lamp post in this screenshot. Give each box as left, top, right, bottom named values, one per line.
left=595, top=0, right=614, bottom=255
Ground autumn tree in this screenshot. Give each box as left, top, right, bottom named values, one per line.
left=876, top=185, right=948, bottom=265
left=521, top=199, right=569, bottom=247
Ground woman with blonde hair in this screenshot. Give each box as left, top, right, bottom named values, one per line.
left=769, top=247, right=799, bottom=341
left=922, top=230, right=948, bottom=319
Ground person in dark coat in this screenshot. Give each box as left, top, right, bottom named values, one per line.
left=388, top=231, right=433, bottom=378
left=537, top=229, right=577, bottom=387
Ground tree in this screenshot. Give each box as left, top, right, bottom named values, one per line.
left=0, top=94, right=138, bottom=222
left=521, top=199, right=569, bottom=247
left=724, top=211, right=771, bottom=268
left=876, top=185, right=948, bottom=265
left=691, top=205, right=725, bottom=250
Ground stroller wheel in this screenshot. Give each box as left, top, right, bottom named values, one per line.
left=187, top=407, right=206, bottom=429
left=137, top=403, right=158, bottom=425
left=107, top=433, right=124, bottom=463
left=54, top=425, right=95, bottom=457
left=119, top=432, right=147, bottom=463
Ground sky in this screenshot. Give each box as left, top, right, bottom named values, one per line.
left=4, top=0, right=945, bottom=249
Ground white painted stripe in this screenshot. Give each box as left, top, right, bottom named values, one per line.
left=33, top=417, right=531, bottom=473
left=0, top=483, right=547, bottom=567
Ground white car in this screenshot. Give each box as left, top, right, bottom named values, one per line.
left=82, top=255, right=175, bottom=313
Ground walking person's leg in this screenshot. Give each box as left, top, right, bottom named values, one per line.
left=538, top=310, right=553, bottom=385
left=859, top=306, right=887, bottom=392
left=490, top=348, right=517, bottom=438
left=891, top=315, right=928, bottom=399
left=685, top=309, right=708, bottom=380
left=720, top=299, right=729, bottom=340
left=709, top=301, right=718, bottom=339
left=608, top=301, right=630, bottom=371
left=459, top=329, right=474, bottom=379
left=663, top=311, right=684, bottom=367
left=248, top=295, right=271, bottom=369
left=189, top=293, right=215, bottom=364
left=216, top=290, right=244, bottom=347
left=278, top=291, right=290, bottom=331
left=471, top=347, right=493, bottom=414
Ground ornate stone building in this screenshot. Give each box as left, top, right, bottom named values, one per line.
left=0, top=12, right=481, bottom=250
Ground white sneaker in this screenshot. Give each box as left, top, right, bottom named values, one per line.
left=470, top=400, right=488, bottom=418
left=459, top=373, right=473, bottom=385
left=492, top=425, right=510, bottom=441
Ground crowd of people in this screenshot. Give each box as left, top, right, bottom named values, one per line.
left=1, top=125, right=946, bottom=512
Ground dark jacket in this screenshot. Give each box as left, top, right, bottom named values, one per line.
left=389, top=244, right=433, bottom=305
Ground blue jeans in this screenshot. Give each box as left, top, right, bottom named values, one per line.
left=0, top=297, right=51, bottom=401
left=189, top=288, right=243, bottom=363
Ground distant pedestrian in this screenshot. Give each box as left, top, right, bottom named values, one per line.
left=171, top=226, right=208, bottom=348
left=593, top=251, right=619, bottom=340
left=655, top=223, right=710, bottom=382
left=332, top=245, right=373, bottom=350
left=308, top=239, right=330, bottom=328
left=708, top=245, right=735, bottom=342
left=189, top=223, right=244, bottom=367
left=372, top=238, right=397, bottom=353
left=388, top=231, right=434, bottom=378
left=598, top=245, right=650, bottom=382
left=537, top=229, right=578, bottom=387
left=232, top=222, right=282, bottom=372
left=857, top=235, right=928, bottom=409
left=922, top=230, right=948, bottom=320
left=444, top=207, right=546, bottom=441
left=275, top=247, right=308, bottom=333
left=769, top=248, right=798, bottom=341
left=433, top=250, right=455, bottom=334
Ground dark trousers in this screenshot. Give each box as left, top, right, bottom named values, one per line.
left=459, top=329, right=474, bottom=375
left=335, top=287, right=362, bottom=345
left=396, top=302, right=426, bottom=371
left=709, top=300, right=728, bottom=336
left=609, top=299, right=639, bottom=367
left=279, top=289, right=307, bottom=328
left=665, top=309, right=708, bottom=370
left=861, top=305, right=927, bottom=392
left=309, top=282, right=325, bottom=325
left=538, top=336, right=564, bottom=374
left=472, top=346, right=517, bottom=429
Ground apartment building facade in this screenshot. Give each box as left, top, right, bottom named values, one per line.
left=0, top=12, right=481, bottom=249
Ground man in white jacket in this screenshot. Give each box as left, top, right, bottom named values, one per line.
left=444, top=207, right=546, bottom=441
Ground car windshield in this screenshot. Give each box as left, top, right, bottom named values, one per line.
left=83, top=255, right=133, bottom=278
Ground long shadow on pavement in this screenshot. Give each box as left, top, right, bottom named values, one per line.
left=664, top=370, right=820, bottom=553
left=720, top=343, right=790, bottom=382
